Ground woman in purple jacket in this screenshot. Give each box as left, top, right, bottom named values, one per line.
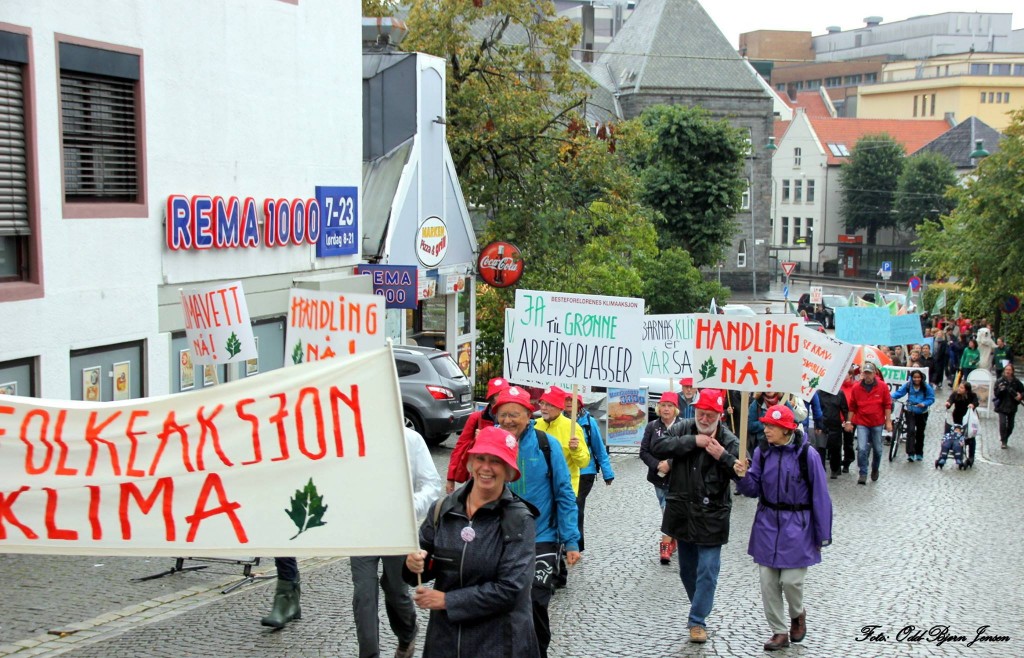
left=734, top=404, right=833, bottom=652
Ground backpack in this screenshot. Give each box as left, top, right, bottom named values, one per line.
left=580, top=416, right=600, bottom=474
left=758, top=437, right=814, bottom=509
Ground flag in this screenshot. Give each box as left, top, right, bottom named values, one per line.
left=953, top=295, right=963, bottom=319
left=886, top=299, right=900, bottom=316
left=847, top=292, right=856, bottom=307
left=709, top=298, right=718, bottom=314
left=931, top=289, right=947, bottom=315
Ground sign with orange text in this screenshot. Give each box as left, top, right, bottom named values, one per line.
left=798, top=327, right=857, bottom=402
left=180, top=281, right=257, bottom=366
left=285, top=289, right=385, bottom=366
left=0, top=348, right=418, bottom=557
left=691, top=314, right=803, bottom=392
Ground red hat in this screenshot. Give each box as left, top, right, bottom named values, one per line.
left=659, top=392, right=680, bottom=408
left=694, top=388, right=725, bottom=413
left=563, top=392, right=584, bottom=408
left=494, top=386, right=535, bottom=413
left=467, top=426, right=521, bottom=482
left=679, top=377, right=695, bottom=387
left=486, top=377, right=510, bottom=400
left=539, top=385, right=568, bottom=409
left=759, top=404, right=798, bottom=430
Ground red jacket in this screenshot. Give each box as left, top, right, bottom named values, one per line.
left=847, top=379, right=892, bottom=428
left=446, top=407, right=498, bottom=482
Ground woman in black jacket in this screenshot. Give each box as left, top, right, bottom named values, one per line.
left=405, top=426, right=539, bottom=658
left=640, top=392, right=683, bottom=565
left=994, top=364, right=1024, bottom=448
left=945, top=382, right=980, bottom=466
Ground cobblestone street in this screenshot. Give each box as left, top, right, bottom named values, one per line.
left=1, top=408, right=1022, bottom=657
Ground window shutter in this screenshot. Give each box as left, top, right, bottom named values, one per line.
left=0, top=61, right=29, bottom=237
left=61, top=71, right=138, bottom=201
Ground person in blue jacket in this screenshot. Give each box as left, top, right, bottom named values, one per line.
left=564, top=393, right=614, bottom=553
left=892, top=369, right=935, bottom=461
left=493, top=386, right=580, bottom=658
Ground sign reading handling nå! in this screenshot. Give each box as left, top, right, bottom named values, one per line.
left=504, top=290, right=644, bottom=387
left=285, top=290, right=385, bottom=366
left=690, top=314, right=804, bottom=392
left=0, top=349, right=419, bottom=557
left=180, top=281, right=257, bottom=366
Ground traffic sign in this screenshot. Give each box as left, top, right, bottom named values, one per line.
left=1002, top=295, right=1020, bottom=314
left=881, top=261, right=892, bottom=272
left=781, top=261, right=797, bottom=277
left=908, top=276, right=922, bottom=292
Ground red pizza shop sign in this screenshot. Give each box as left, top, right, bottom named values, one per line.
left=165, top=195, right=321, bottom=250
left=477, top=241, right=524, bottom=288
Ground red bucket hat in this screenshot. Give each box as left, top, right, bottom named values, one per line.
left=494, top=386, right=535, bottom=413
left=539, top=385, right=568, bottom=409
left=679, top=377, right=695, bottom=387
left=486, top=377, right=510, bottom=400
left=467, top=426, right=521, bottom=482
left=694, top=388, right=725, bottom=413
left=659, top=392, right=680, bottom=408
left=759, top=404, right=798, bottom=430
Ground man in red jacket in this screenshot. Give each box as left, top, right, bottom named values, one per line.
left=844, top=362, right=893, bottom=485
left=445, top=377, right=509, bottom=493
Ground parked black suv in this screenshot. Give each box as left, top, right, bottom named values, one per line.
left=393, top=345, right=473, bottom=446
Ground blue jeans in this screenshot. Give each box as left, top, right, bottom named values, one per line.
left=856, top=424, right=883, bottom=476
left=654, top=485, right=668, bottom=510
left=676, top=541, right=722, bottom=628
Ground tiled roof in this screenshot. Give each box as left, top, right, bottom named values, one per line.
left=774, top=120, right=791, bottom=144
left=783, top=91, right=832, bottom=118
left=590, top=0, right=764, bottom=95
left=807, top=117, right=951, bottom=165
left=915, top=116, right=1003, bottom=168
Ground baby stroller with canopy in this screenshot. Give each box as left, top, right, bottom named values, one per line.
left=935, top=422, right=967, bottom=470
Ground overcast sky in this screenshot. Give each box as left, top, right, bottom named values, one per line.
left=700, top=1, right=1022, bottom=48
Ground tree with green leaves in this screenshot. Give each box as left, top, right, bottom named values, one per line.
left=839, top=133, right=905, bottom=243
left=916, top=109, right=1024, bottom=335
left=893, top=152, right=958, bottom=230
left=630, top=105, right=747, bottom=268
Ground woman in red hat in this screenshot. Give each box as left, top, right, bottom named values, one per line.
left=640, top=391, right=683, bottom=564
left=405, top=426, right=540, bottom=657
left=445, top=377, right=510, bottom=493
left=734, top=404, right=833, bottom=652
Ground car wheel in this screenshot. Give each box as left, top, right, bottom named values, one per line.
left=404, top=408, right=424, bottom=436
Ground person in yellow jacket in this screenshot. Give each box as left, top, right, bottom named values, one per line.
left=533, top=386, right=591, bottom=495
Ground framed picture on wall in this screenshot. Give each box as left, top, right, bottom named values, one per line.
left=83, top=366, right=101, bottom=402
left=180, top=349, right=195, bottom=391
left=246, top=337, right=260, bottom=376
left=203, top=364, right=217, bottom=387
left=112, top=361, right=131, bottom=401
left=0, top=382, right=16, bottom=396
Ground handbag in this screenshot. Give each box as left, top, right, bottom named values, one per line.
left=964, top=408, right=980, bottom=439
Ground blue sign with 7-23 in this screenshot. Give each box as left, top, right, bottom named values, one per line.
left=316, top=186, right=358, bottom=257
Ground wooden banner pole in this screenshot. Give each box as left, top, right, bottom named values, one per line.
left=739, top=391, right=750, bottom=463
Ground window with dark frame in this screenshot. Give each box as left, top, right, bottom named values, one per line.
left=58, top=42, right=141, bottom=204
left=0, top=31, right=31, bottom=283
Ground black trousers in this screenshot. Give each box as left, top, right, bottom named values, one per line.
left=532, top=542, right=559, bottom=658
left=999, top=410, right=1017, bottom=443
left=824, top=426, right=843, bottom=473
left=275, top=557, right=298, bottom=581
left=905, top=412, right=928, bottom=457
left=576, top=473, right=596, bottom=553
left=842, top=429, right=856, bottom=467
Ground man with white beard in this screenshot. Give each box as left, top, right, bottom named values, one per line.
left=650, top=388, right=742, bottom=646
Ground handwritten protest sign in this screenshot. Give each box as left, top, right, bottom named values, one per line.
left=640, top=314, right=696, bottom=380
left=798, top=327, right=857, bottom=401
left=0, top=347, right=418, bottom=557
left=504, top=290, right=643, bottom=387
left=834, top=307, right=891, bottom=345
left=691, top=314, right=803, bottom=392
left=180, top=281, right=257, bottom=366
left=879, top=365, right=928, bottom=395
left=285, top=289, right=385, bottom=366
left=888, top=314, right=925, bottom=346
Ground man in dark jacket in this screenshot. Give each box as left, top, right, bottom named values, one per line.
left=816, top=388, right=849, bottom=479
left=994, top=364, right=1024, bottom=448
left=650, top=388, right=740, bottom=645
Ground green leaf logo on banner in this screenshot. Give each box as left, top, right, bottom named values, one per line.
left=225, top=332, right=242, bottom=358
left=808, top=376, right=820, bottom=389
left=698, top=357, right=718, bottom=383
left=287, top=478, right=328, bottom=540
left=292, top=340, right=304, bottom=365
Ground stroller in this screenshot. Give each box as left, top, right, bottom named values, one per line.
left=935, top=423, right=967, bottom=470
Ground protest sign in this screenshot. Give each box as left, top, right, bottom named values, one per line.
left=605, top=388, right=647, bottom=447
left=798, top=328, right=857, bottom=401
left=180, top=281, right=257, bottom=366
left=879, top=365, right=928, bottom=395
left=0, top=348, right=418, bottom=557
left=285, top=289, right=385, bottom=366
left=691, top=314, right=804, bottom=392
left=888, top=314, right=925, bottom=346
left=640, top=315, right=697, bottom=381
left=504, top=290, right=644, bottom=387
left=834, top=307, right=891, bottom=345
left=810, top=286, right=823, bottom=305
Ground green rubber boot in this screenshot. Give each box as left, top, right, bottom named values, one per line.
left=260, top=578, right=301, bottom=628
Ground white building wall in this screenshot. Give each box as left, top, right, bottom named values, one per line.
left=0, top=0, right=362, bottom=398
left=771, top=112, right=829, bottom=272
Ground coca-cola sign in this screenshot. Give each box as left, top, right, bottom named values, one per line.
left=477, top=241, right=524, bottom=288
